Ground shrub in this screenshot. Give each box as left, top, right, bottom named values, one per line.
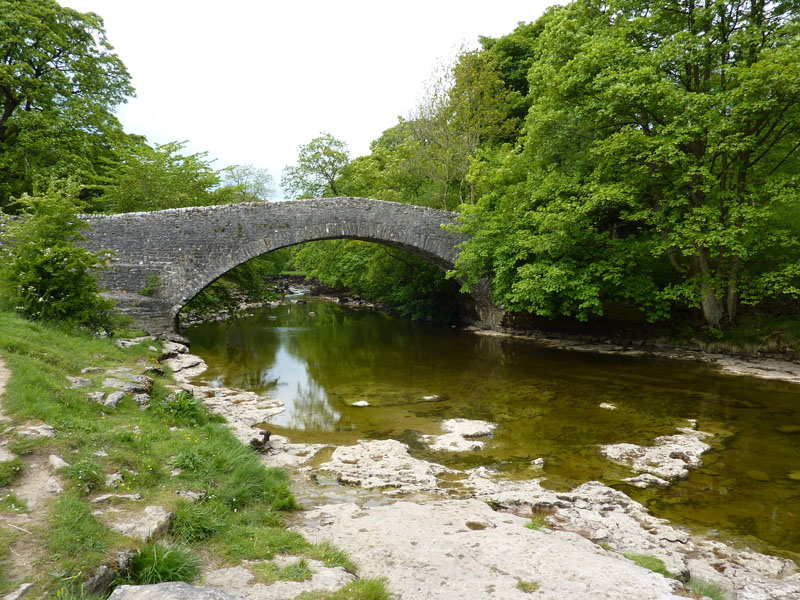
left=0, top=181, right=117, bottom=333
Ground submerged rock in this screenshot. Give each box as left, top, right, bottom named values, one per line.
left=421, top=418, right=497, bottom=452
left=600, top=426, right=713, bottom=483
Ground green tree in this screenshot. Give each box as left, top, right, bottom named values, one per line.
left=221, top=164, right=275, bottom=201
left=0, top=0, right=133, bottom=210
left=96, top=139, right=233, bottom=213
left=455, top=0, right=800, bottom=329
left=0, top=180, right=116, bottom=332
left=281, top=133, right=350, bottom=199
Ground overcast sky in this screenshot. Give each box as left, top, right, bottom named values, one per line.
left=63, top=0, right=553, bottom=196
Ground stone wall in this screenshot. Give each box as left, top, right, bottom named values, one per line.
left=79, top=198, right=501, bottom=333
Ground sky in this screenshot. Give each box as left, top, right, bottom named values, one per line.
left=62, top=0, right=553, bottom=196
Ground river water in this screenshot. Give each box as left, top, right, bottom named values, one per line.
left=184, top=298, right=800, bottom=561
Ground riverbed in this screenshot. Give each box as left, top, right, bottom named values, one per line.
left=183, top=298, right=800, bottom=563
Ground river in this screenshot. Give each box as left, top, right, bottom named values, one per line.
left=183, top=297, right=800, bottom=561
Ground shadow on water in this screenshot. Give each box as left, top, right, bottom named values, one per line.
left=185, top=300, right=800, bottom=560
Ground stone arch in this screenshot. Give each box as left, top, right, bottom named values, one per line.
left=80, top=198, right=502, bottom=333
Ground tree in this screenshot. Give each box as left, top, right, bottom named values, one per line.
left=222, top=164, right=275, bottom=201
left=0, top=0, right=134, bottom=210
left=454, top=0, right=800, bottom=329
left=96, top=139, right=233, bottom=213
left=281, top=133, right=350, bottom=198
left=0, top=180, right=116, bottom=332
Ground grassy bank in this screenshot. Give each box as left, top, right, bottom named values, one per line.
left=0, top=311, right=388, bottom=599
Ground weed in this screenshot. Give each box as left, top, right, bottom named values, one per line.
left=517, top=579, right=540, bottom=593
left=139, top=274, right=161, bottom=297
left=623, top=553, right=673, bottom=578
left=0, top=457, right=23, bottom=487
left=251, top=558, right=312, bottom=583
left=123, top=542, right=201, bottom=584
left=686, top=577, right=727, bottom=600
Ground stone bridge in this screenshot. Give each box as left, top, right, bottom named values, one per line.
left=80, top=197, right=501, bottom=333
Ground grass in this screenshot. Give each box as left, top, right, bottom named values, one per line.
left=623, top=553, right=673, bottom=578
left=250, top=558, right=313, bottom=583
left=0, top=310, right=364, bottom=598
left=122, top=542, right=201, bottom=584
left=0, top=491, right=26, bottom=513
left=0, top=457, right=23, bottom=487
left=524, top=510, right=551, bottom=531
left=0, top=526, right=19, bottom=595
left=292, top=579, right=390, bottom=600
left=686, top=577, right=727, bottom=600
left=517, top=579, right=540, bottom=593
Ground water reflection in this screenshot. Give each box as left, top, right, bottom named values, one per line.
left=185, top=300, right=800, bottom=560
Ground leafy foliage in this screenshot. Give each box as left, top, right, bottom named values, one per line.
left=0, top=181, right=117, bottom=332
left=294, top=240, right=463, bottom=323
left=0, top=0, right=133, bottom=210
left=96, top=139, right=234, bottom=213
left=281, top=133, right=350, bottom=198
left=454, top=0, right=800, bottom=329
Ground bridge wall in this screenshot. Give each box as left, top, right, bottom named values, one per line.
left=80, top=198, right=503, bottom=333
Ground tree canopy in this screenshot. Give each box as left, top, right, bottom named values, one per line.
left=0, top=0, right=133, bottom=210
left=453, top=0, right=800, bottom=329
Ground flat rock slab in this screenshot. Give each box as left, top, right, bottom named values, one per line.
left=16, top=424, right=55, bottom=438
left=0, top=447, right=16, bottom=463
left=204, top=557, right=356, bottom=599
left=313, top=438, right=453, bottom=495
left=109, top=582, right=241, bottom=599
left=422, top=418, right=497, bottom=452
left=600, top=427, right=713, bottom=482
left=105, top=505, right=171, bottom=541
left=294, top=498, right=684, bottom=600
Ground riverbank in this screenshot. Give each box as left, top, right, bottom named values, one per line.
left=0, top=312, right=389, bottom=600
left=167, top=343, right=800, bottom=600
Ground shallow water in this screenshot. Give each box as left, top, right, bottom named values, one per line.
left=185, top=299, right=800, bottom=559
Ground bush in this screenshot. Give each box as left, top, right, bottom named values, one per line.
left=0, top=181, right=117, bottom=333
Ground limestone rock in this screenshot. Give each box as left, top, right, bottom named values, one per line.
left=67, top=376, right=92, bottom=389
left=44, top=477, right=63, bottom=494
left=162, top=354, right=207, bottom=379
left=105, top=391, right=126, bottom=407
left=106, top=472, right=123, bottom=487
left=0, top=447, right=16, bottom=463
left=109, top=582, right=242, bottom=599
left=91, top=493, right=143, bottom=503
left=81, top=367, right=105, bottom=374
left=17, top=424, right=55, bottom=438
left=623, top=474, right=670, bottom=488
left=48, top=454, right=69, bottom=470
left=351, top=400, right=370, bottom=407
left=314, top=439, right=453, bottom=495
left=422, top=419, right=496, bottom=452
left=159, top=341, right=189, bottom=360
left=294, top=499, right=685, bottom=600
left=107, top=505, right=172, bottom=541
left=116, top=336, right=154, bottom=349
left=204, top=556, right=356, bottom=599
left=2, top=583, right=33, bottom=600
left=600, top=427, right=713, bottom=483
left=86, top=392, right=106, bottom=404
